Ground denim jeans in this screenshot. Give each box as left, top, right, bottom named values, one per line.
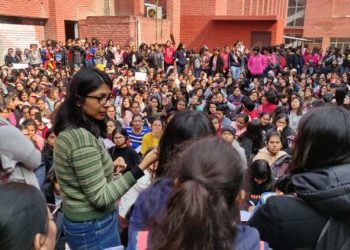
left=63, top=211, right=121, bottom=250
left=177, top=64, right=186, bottom=73
left=194, top=68, right=201, bottom=78
left=230, top=65, right=241, bottom=80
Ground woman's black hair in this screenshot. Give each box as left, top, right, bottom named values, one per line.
left=111, top=126, right=129, bottom=140
left=0, top=183, right=47, bottom=250
left=176, top=42, right=184, bottom=51
left=265, top=90, right=279, bottom=105
left=291, top=105, right=350, bottom=173
left=242, top=119, right=263, bottom=150
left=44, top=127, right=55, bottom=139
left=156, top=110, right=216, bottom=177
left=52, top=68, right=113, bottom=138
left=22, top=119, right=37, bottom=130
left=273, top=112, right=290, bottom=127
left=150, top=137, right=244, bottom=250
left=266, top=130, right=282, bottom=144
left=242, top=96, right=256, bottom=111
left=252, top=46, right=260, bottom=53
left=250, top=159, right=271, bottom=180
left=291, top=97, right=304, bottom=116
left=236, top=112, right=249, bottom=124
left=150, top=115, right=165, bottom=127
left=335, top=87, right=348, bottom=106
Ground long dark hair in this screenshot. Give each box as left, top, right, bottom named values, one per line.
left=53, top=68, right=113, bottom=137
left=150, top=137, right=244, bottom=250
left=240, top=119, right=263, bottom=152
left=291, top=105, right=350, bottom=173
left=0, top=183, right=47, bottom=249
left=156, top=110, right=216, bottom=177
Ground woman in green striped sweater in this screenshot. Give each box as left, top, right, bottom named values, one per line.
left=53, top=68, right=156, bottom=250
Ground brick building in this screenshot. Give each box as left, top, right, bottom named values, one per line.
left=0, top=0, right=350, bottom=63
left=284, top=0, right=350, bottom=52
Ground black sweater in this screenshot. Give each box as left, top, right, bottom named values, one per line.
left=108, top=146, right=141, bottom=172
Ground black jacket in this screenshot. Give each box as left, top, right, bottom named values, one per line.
left=249, top=164, right=350, bottom=250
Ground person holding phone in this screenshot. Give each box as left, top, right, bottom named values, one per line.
left=53, top=68, right=156, bottom=250
left=21, top=119, right=45, bottom=151
left=29, top=106, right=49, bottom=138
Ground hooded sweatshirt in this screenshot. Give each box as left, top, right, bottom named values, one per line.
left=253, top=147, right=287, bottom=166
left=250, top=164, right=350, bottom=250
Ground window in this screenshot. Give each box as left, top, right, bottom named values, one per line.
left=286, top=0, right=306, bottom=27
left=284, top=33, right=302, bottom=47
left=330, top=38, right=350, bottom=52
left=304, top=37, right=323, bottom=50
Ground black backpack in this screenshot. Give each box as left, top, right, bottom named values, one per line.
left=315, top=218, right=350, bottom=250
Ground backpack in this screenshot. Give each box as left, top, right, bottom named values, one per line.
left=315, top=218, right=350, bottom=250
left=194, top=56, right=201, bottom=69
left=270, top=154, right=291, bottom=179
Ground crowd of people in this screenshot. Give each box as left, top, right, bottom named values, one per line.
left=1, top=37, right=350, bottom=250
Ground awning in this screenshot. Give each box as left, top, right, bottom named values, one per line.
left=283, top=36, right=312, bottom=42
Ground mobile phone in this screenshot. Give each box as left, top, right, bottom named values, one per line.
left=34, top=112, right=42, bottom=123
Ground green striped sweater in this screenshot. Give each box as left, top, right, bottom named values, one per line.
left=54, top=127, right=138, bottom=222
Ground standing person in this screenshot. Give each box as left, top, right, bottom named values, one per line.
left=71, top=40, right=84, bottom=68
left=286, top=47, right=297, bottom=70
left=221, top=45, right=230, bottom=76
left=248, top=47, right=265, bottom=79
left=174, top=42, right=188, bottom=74
left=153, top=44, right=164, bottom=70
left=84, top=42, right=94, bottom=68
left=229, top=43, right=243, bottom=80
left=94, top=43, right=105, bottom=66
left=249, top=106, right=350, bottom=250
left=53, top=68, right=156, bottom=250
left=114, top=45, right=124, bottom=66
left=131, top=137, right=266, bottom=249
left=200, top=45, right=211, bottom=76
left=191, top=49, right=202, bottom=78
left=163, top=40, right=175, bottom=72
left=29, top=44, right=43, bottom=67
left=105, top=43, right=115, bottom=69
left=4, top=48, right=15, bottom=67
left=209, top=47, right=224, bottom=76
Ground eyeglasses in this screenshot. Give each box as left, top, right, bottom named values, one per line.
left=86, top=94, right=114, bottom=105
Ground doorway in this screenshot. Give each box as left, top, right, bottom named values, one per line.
left=65, top=20, right=78, bottom=41
left=251, top=32, right=271, bottom=48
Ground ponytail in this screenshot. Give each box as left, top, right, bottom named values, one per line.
left=149, top=137, right=244, bottom=250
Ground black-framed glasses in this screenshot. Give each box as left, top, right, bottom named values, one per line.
left=86, top=94, right=115, bottom=105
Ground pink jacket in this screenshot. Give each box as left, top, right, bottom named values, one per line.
left=303, top=53, right=312, bottom=65
left=248, top=55, right=265, bottom=76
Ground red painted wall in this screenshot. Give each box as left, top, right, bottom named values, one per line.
left=180, top=17, right=278, bottom=50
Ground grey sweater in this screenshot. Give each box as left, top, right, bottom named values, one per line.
left=0, top=117, right=41, bottom=188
